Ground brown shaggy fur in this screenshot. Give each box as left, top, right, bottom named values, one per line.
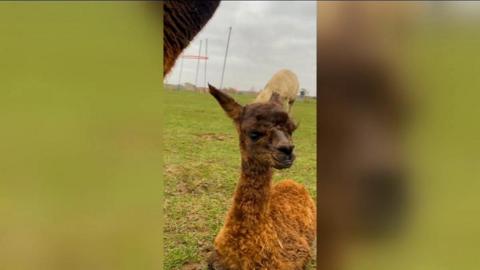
left=207, top=84, right=316, bottom=270
left=163, top=0, right=220, bottom=75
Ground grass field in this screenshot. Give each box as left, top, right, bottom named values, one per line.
left=164, top=90, right=317, bottom=269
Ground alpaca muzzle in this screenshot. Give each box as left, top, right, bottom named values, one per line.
left=273, top=150, right=296, bottom=169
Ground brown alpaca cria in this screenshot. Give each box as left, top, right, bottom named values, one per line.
left=207, top=84, right=316, bottom=270
left=163, top=0, right=220, bottom=75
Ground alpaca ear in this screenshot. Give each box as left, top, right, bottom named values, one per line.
left=269, top=92, right=283, bottom=105
left=208, top=84, right=243, bottom=121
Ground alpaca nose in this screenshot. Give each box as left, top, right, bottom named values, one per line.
left=277, top=145, right=294, bottom=156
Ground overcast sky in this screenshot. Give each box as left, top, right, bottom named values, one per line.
left=165, top=1, right=316, bottom=96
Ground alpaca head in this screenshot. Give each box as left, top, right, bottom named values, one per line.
left=208, top=84, right=297, bottom=170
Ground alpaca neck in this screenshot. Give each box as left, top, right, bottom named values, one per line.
left=227, top=158, right=272, bottom=226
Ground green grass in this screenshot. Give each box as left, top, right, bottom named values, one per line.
left=164, top=90, right=317, bottom=269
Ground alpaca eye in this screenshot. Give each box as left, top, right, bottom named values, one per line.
left=248, top=131, right=263, bottom=141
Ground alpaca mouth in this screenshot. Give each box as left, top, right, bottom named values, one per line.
left=273, top=154, right=295, bottom=169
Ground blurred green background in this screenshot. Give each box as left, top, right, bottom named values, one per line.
left=349, top=7, right=480, bottom=270
left=0, top=2, right=163, bottom=269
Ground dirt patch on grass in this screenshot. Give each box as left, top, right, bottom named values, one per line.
left=165, top=163, right=211, bottom=195
left=195, top=132, right=232, bottom=141
left=179, top=240, right=215, bottom=270
left=180, top=262, right=204, bottom=270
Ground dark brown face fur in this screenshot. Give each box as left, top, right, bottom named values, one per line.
left=208, top=84, right=297, bottom=170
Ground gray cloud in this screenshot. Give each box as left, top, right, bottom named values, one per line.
left=165, top=1, right=316, bottom=96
